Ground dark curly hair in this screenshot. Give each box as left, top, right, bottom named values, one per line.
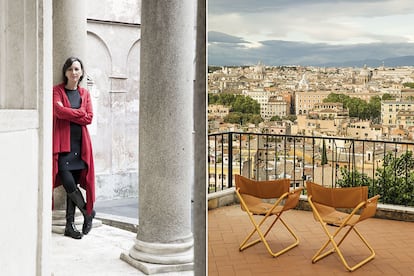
left=62, top=56, right=85, bottom=84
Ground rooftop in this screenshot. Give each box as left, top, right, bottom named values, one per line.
left=208, top=204, right=414, bottom=275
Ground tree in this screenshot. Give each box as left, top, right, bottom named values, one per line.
left=323, top=92, right=381, bottom=121
left=232, top=96, right=260, bottom=114
left=208, top=93, right=219, bottom=104
left=337, top=167, right=372, bottom=191
left=208, top=93, right=260, bottom=115
left=347, top=97, right=369, bottom=119
left=209, top=93, right=262, bottom=126
left=374, top=152, right=414, bottom=206
left=368, top=96, right=381, bottom=121
left=324, top=93, right=350, bottom=104
left=249, top=114, right=263, bottom=125
left=224, top=112, right=244, bottom=124
left=224, top=112, right=263, bottom=125
left=403, top=82, right=414, bottom=89
left=208, top=66, right=222, bottom=73
left=321, top=140, right=328, bottom=166
left=285, top=115, right=297, bottom=122
left=382, top=93, right=395, bottom=100
left=337, top=151, right=414, bottom=206
left=270, top=116, right=282, bottom=121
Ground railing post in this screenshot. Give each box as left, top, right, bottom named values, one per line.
left=228, top=132, right=233, bottom=188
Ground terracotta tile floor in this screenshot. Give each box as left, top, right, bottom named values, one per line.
left=208, top=205, right=414, bottom=276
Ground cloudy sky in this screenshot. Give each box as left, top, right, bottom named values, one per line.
left=208, top=0, right=414, bottom=66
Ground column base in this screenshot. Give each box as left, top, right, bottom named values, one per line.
left=120, top=235, right=194, bottom=275
left=120, top=253, right=193, bottom=275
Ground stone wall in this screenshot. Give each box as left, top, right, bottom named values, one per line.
left=0, top=111, right=41, bottom=274
left=0, top=1, right=53, bottom=274
left=86, top=0, right=141, bottom=200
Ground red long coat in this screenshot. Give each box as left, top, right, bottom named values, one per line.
left=53, top=83, right=95, bottom=214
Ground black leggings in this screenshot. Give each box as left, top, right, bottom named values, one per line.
left=58, top=170, right=82, bottom=194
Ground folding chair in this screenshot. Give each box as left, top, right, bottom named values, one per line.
left=235, top=174, right=303, bottom=257
left=306, top=181, right=380, bottom=272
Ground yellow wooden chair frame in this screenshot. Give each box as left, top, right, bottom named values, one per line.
left=235, top=175, right=303, bottom=257
left=306, top=181, right=380, bottom=272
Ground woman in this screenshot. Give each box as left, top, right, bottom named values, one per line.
left=53, top=57, right=96, bottom=239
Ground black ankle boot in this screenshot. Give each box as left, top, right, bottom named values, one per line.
left=64, top=221, right=83, bottom=239
left=64, top=195, right=82, bottom=239
left=82, top=209, right=96, bottom=235
left=68, top=189, right=96, bottom=235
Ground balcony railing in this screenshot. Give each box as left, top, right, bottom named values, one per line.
left=208, top=132, right=414, bottom=207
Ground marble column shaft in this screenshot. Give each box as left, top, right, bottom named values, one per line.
left=138, top=0, right=195, bottom=245
left=53, top=0, right=87, bottom=84
left=52, top=0, right=87, bottom=230
left=121, top=0, right=196, bottom=274
left=194, top=1, right=207, bottom=274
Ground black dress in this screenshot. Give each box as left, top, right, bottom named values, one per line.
left=58, top=89, right=86, bottom=171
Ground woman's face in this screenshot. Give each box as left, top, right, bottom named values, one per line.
left=65, top=61, right=83, bottom=85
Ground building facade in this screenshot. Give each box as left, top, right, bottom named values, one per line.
left=86, top=2, right=141, bottom=200
left=295, top=90, right=332, bottom=115
left=208, top=104, right=230, bottom=120
left=381, top=99, right=414, bottom=126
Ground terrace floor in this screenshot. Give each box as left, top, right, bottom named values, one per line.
left=208, top=205, right=414, bottom=276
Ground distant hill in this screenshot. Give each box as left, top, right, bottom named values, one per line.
left=208, top=31, right=414, bottom=67
left=320, top=56, right=414, bottom=68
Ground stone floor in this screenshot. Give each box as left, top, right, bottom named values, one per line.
left=52, top=198, right=193, bottom=276
left=208, top=204, right=414, bottom=276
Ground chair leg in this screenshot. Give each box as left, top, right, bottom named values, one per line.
left=312, top=225, right=376, bottom=272
left=344, top=228, right=376, bottom=271
left=239, top=213, right=272, bottom=251
left=239, top=213, right=299, bottom=258
left=312, top=224, right=350, bottom=263
left=271, top=217, right=300, bottom=256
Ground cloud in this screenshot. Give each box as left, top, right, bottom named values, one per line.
left=208, top=0, right=414, bottom=44
left=209, top=0, right=412, bottom=17
left=208, top=31, right=414, bottom=66
left=208, top=1, right=414, bottom=66
left=208, top=31, right=248, bottom=44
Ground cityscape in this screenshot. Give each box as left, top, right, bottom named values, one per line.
left=208, top=62, right=414, bottom=141
left=207, top=62, right=414, bottom=206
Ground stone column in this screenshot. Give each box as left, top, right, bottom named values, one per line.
left=52, top=0, right=87, bottom=84
left=51, top=0, right=93, bottom=233
left=120, top=1, right=195, bottom=274
left=194, top=0, right=207, bottom=275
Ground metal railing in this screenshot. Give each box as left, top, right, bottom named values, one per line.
left=208, top=132, right=414, bottom=206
